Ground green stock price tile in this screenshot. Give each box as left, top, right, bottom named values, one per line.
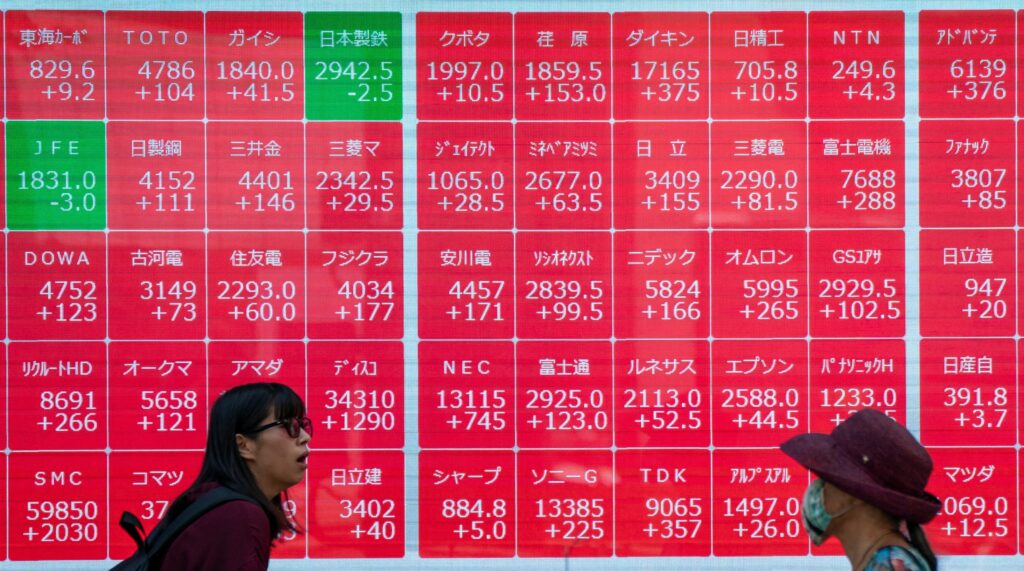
left=7, top=121, right=106, bottom=230
left=305, top=12, right=402, bottom=120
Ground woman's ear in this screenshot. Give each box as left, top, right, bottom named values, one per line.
left=236, top=433, right=257, bottom=461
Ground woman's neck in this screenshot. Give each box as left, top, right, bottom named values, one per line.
left=833, top=509, right=905, bottom=571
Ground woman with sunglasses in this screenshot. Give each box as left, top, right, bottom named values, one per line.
left=150, top=382, right=312, bottom=570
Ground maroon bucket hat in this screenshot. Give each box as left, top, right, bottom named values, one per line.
left=780, top=408, right=941, bottom=524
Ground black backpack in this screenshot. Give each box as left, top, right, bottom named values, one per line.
left=111, top=487, right=257, bottom=571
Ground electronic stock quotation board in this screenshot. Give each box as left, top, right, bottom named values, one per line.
left=0, top=1, right=1022, bottom=569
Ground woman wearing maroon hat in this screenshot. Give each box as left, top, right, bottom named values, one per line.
left=781, top=409, right=941, bottom=571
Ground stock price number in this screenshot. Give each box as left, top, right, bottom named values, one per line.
left=722, top=388, right=800, bottom=431
left=630, top=60, right=700, bottom=103
left=37, top=280, right=97, bottom=323
left=524, top=61, right=606, bottom=103
left=426, top=60, right=505, bottom=103
left=623, top=388, right=703, bottom=431
left=524, top=389, right=608, bottom=432
left=732, top=60, right=798, bottom=103
left=832, top=59, right=897, bottom=102
left=818, top=278, right=901, bottom=321
left=30, top=58, right=96, bottom=102
left=642, top=497, right=703, bottom=539
left=535, top=497, right=605, bottom=541
left=941, top=495, right=1010, bottom=538
left=217, top=279, right=297, bottom=322
left=740, top=278, right=800, bottom=322
left=945, top=386, right=1009, bottom=430
left=442, top=498, right=509, bottom=541
left=138, top=389, right=198, bottom=432
left=722, top=496, right=800, bottom=539
left=323, top=388, right=397, bottom=433
left=38, top=390, right=98, bottom=433
left=525, top=279, right=604, bottom=322
left=336, top=280, right=395, bottom=322
left=446, top=280, right=506, bottom=323
left=140, top=280, right=198, bottom=322
left=947, top=58, right=1007, bottom=101
left=428, top=170, right=506, bottom=213
left=437, top=389, right=508, bottom=431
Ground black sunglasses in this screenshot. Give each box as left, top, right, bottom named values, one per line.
left=246, top=416, right=313, bottom=439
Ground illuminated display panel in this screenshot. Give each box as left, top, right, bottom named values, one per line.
left=0, top=3, right=1020, bottom=570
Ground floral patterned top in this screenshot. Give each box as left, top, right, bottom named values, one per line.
left=864, top=545, right=930, bottom=571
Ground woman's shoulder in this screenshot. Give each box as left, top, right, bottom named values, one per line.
left=155, top=496, right=272, bottom=571
left=865, top=544, right=930, bottom=571
left=192, top=498, right=270, bottom=530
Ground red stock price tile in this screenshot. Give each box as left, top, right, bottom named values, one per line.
left=614, top=230, right=709, bottom=339
left=108, top=451, right=203, bottom=559
left=107, top=121, right=206, bottom=230
left=8, top=342, right=105, bottom=451
left=809, top=230, right=905, bottom=337
left=612, top=12, right=709, bottom=120
left=711, top=121, right=807, bottom=228
left=417, top=12, right=512, bottom=120
left=419, top=450, right=515, bottom=557
left=306, top=341, right=404, bottom=449
left=613, top=122, right=709, bottom=230
left=808, top=120, right=905, bottom=228
left=514, top=12, right=611, bottom=120
left=711, top=230, right=807, bottom=338
left=206, top=231, right=304, bottom=339
left=516, top=122, right=611, bottom=229
left=928, top=447, right=1016, bottom=555
left=517, top=341, right=612, bottom=449
left=208, top=341, right=305, bottom=401
left=5, top=10, right=105, bottom=119
left=419, top=231, right=513, bottom=340
left=517, top=450, right=613, bottom=557
left=418, top=122, right=513, bottom=230
left=206, top=121, right=304, bottom=230
left=614, top=340, right=710, bottom=448
left=808, top=11, right=904, bottom=119
left=919, top=11, right=1015, bottom=118
left=8, top=452, right=106, bottom=560
left=616, top=449, right=711, bottom=556
left=711, top=340, right=808, bottom=448
left=306, top=122, right=402, bottom=230
left=419, top=341, right=514, bottom=449
left=8, top=232, right=105, bottom=340
left=106, top=11, right=204, bottom=119
left=709, top=12, right=806, bottom=119
left=712, top=448, right=808, bottom=556
left=307, top=231, right=403, bottom=339
left=109, top=342, right=206, bottom=450
left=920, top=120, right=1014, bottom=228
left=108, top=231, right=205, bottom=340
left=919, top=229, right=1015, bottom=337
left=809, top=339, right=906, bottom=434
left=516, top=231, right=611, bottom=339
left=275, top=473, right=309, bottom=559
left=920, top=339, right=1016, bottom=447
left=307, top=450, right=405, bottom=558
left=205, top=11, right=303, bottom=119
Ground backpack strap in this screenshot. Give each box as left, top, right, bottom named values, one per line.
left=119, top=510, right=147, bottom=552
left=143, top=487, right=258, bottom=559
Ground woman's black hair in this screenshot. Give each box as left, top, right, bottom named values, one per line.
left=163, top=382, right=306, bottom=539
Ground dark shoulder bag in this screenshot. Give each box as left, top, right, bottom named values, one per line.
left=111, top=487, right=257, bottom=571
